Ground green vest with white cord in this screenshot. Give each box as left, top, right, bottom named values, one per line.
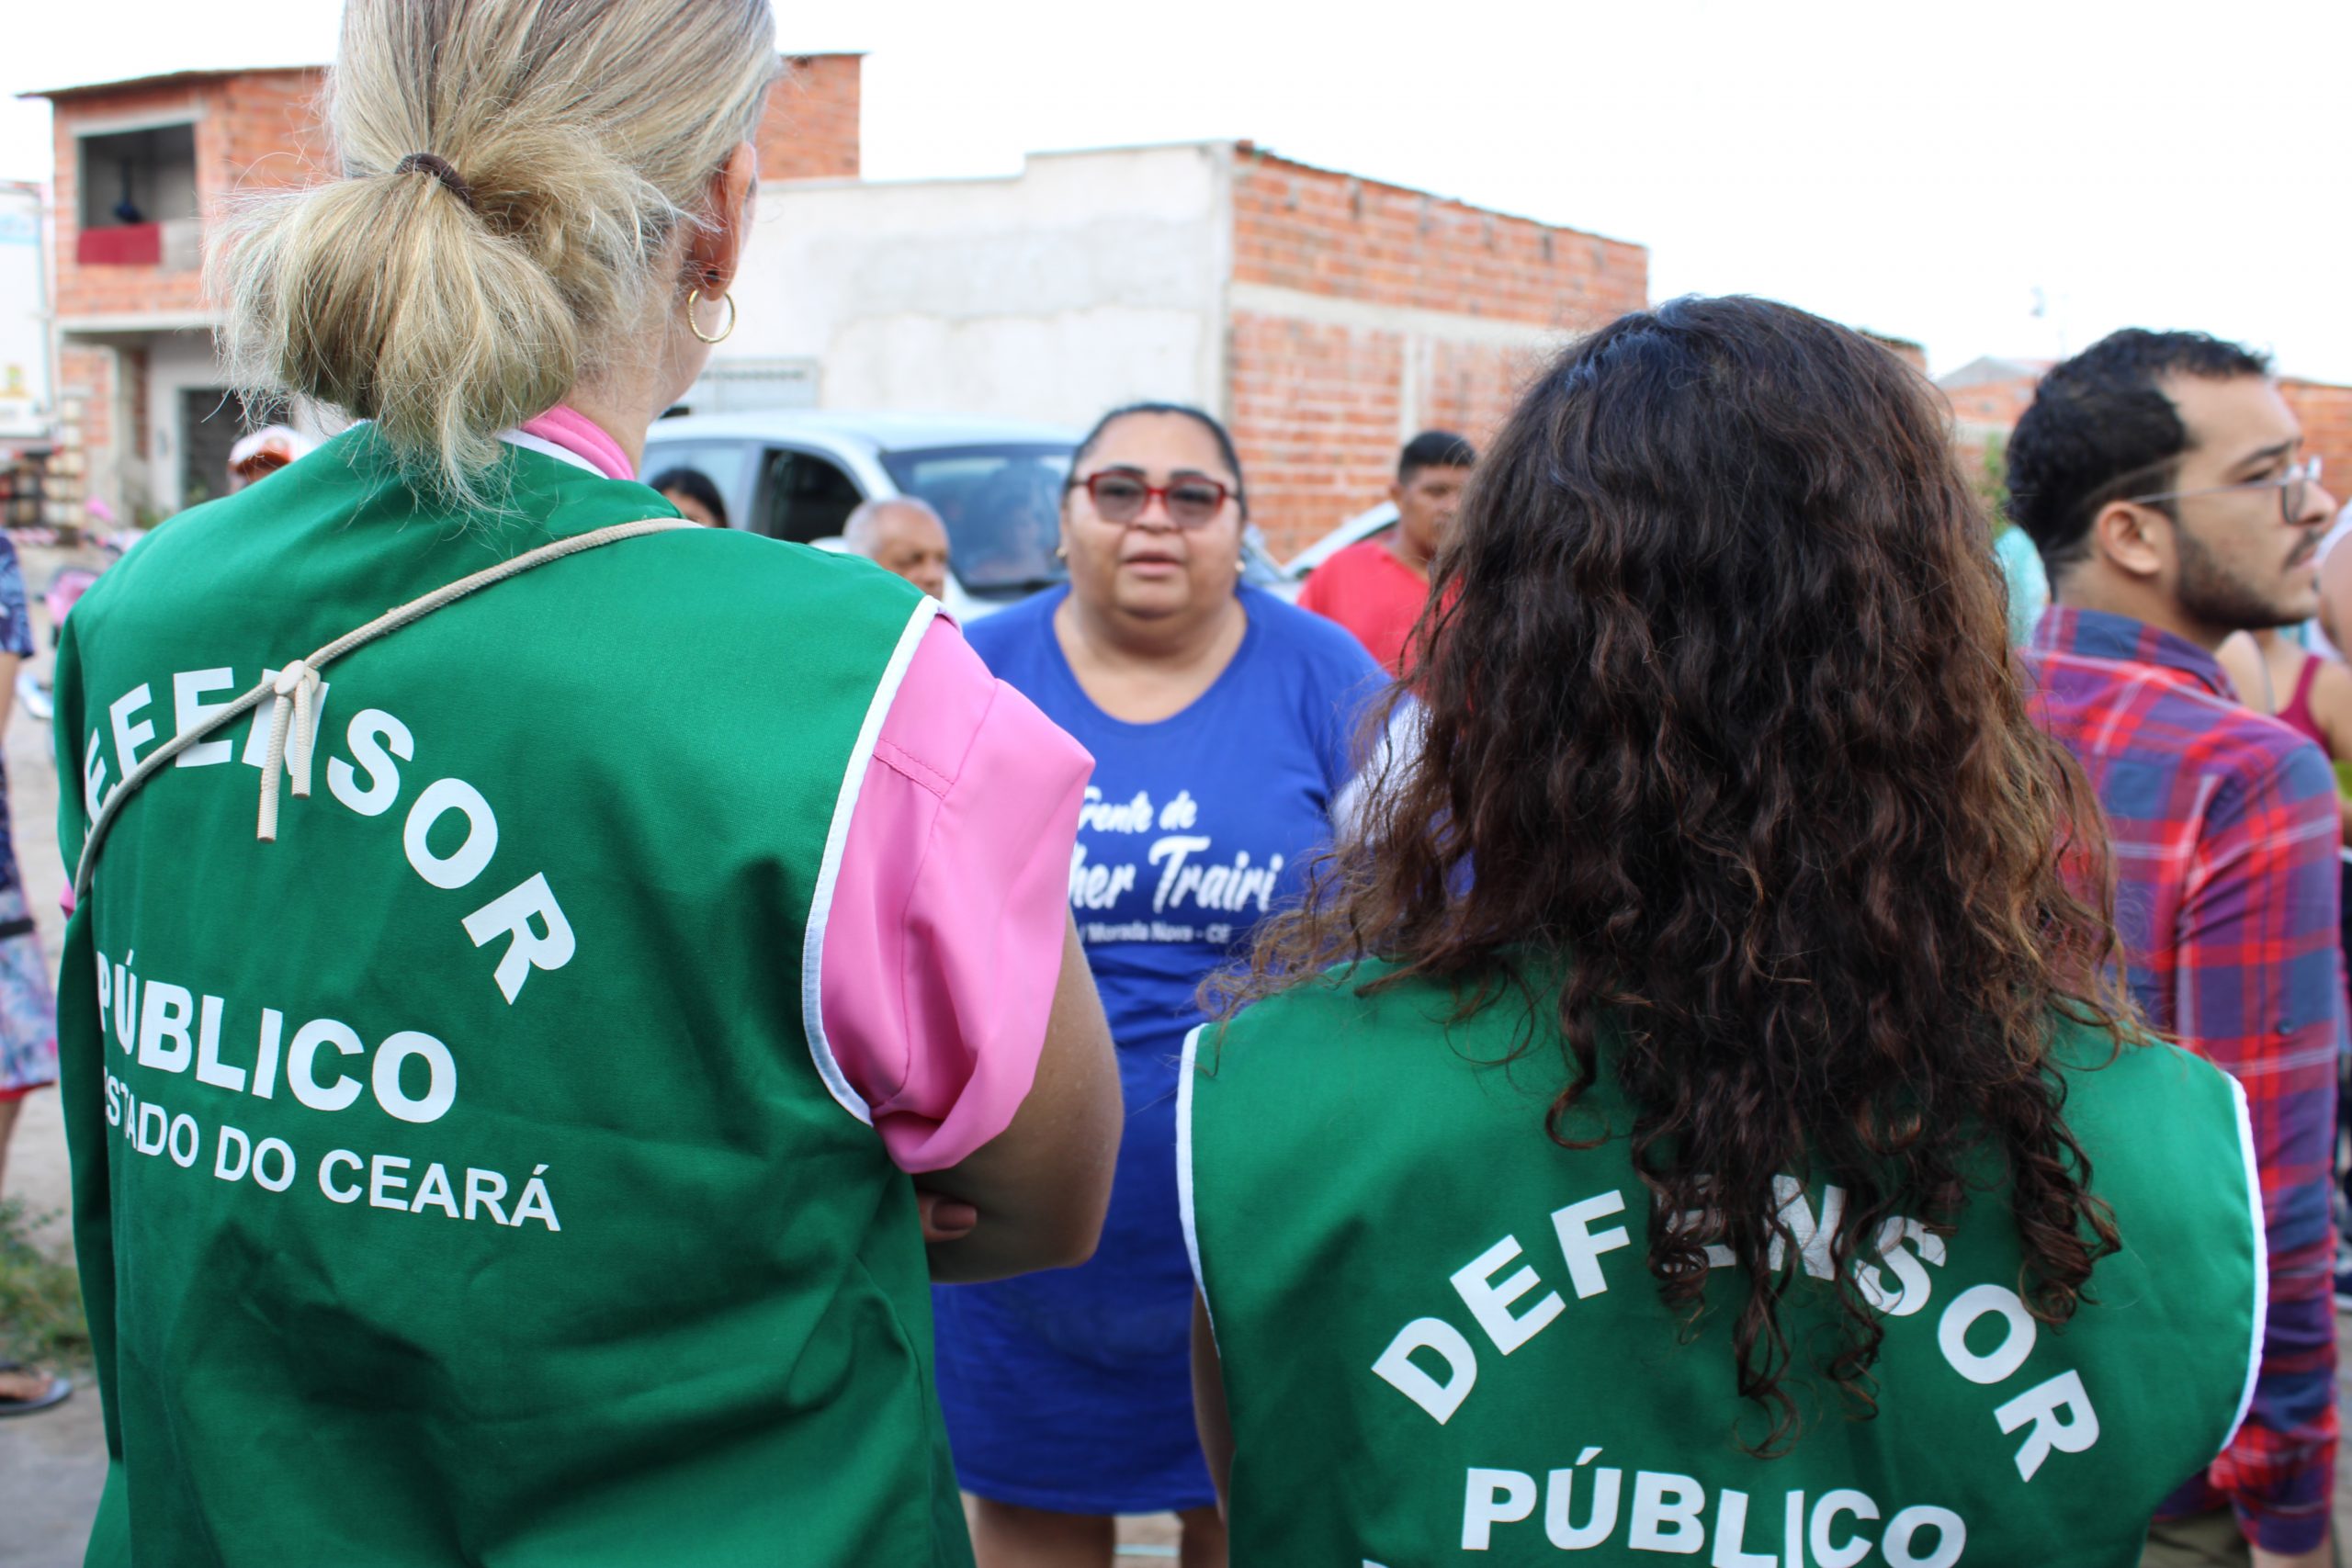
left=1182, top=963, right=2261, bottom=1567
left=55, top=427, right=971, bottom=1565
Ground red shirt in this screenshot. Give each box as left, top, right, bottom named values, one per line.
left=1296, top=536, right=1428, bottom=675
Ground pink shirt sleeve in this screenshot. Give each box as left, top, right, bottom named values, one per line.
left=820, top=616, right=1092, bottom=1172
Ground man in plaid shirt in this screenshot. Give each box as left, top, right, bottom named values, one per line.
left=2010, top=329, right=2343, bottom=1567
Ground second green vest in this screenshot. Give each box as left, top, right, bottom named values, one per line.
left=1185, top=962, right=2258, bottom=1566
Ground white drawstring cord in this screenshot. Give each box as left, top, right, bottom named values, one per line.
left=257, top=659, right=322, bottom=841
left=74, top=518, right=695, bottom=905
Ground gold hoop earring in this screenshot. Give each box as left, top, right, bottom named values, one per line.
left=686, top=288, right=736, bottom=345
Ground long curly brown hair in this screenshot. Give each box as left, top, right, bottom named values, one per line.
left=1227, top=296, right=2132, bottom=1451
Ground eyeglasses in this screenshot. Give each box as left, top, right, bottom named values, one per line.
left=1070, top=470, right=1236, bottom=528
left=2128, top=456, right=2324, bottom=524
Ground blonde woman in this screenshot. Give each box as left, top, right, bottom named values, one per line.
left=51, top=3, right=1118, bottom=1562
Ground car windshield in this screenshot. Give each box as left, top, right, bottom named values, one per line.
left=880, top=444, right=1073, bottom=597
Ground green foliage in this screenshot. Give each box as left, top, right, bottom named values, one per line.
left=0, top=1198, right=89, bottom=1369
left=1978, top=428, right=2010, bottom=520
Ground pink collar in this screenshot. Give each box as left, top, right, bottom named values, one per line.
left=517, top=406, right=634, bottom=481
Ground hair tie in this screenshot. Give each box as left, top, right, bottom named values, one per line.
left=393, top=152, right=477, bottom=211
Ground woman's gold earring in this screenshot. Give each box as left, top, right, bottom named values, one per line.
left=1055, top=544, right=1068, bottom=561
left=686, top=288, right=737, bottom=345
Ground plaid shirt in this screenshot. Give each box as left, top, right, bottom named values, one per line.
left=2027, top=606, right=2342, bottom=1553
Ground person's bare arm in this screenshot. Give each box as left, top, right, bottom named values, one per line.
left=2215, top=632, right=2268, bottom=712
left=917, top=918, right=1119, bottom=1283
left=0, top=651, right=18, bottom=736
left=1192, top=1290, right=1233, bottom=1511
left=2320, top=539, right=2352, bottom=657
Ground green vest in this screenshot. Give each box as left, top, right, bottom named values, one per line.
left=1184, top=963, right=2259, bottom=1567
left=54, top=429, right=971, bottom=1566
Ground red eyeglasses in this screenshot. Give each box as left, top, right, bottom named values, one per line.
left=1070, top=470, right=1237, bottom=528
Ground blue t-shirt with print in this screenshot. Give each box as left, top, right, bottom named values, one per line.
left=933, top=583, right=1384, bottom=1513
left=976, top=583, right=1378, bottom=1059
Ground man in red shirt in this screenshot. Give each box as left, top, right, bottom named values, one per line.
left=1297, top=430, right=1475, bottom=674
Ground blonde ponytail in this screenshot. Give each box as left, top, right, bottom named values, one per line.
left=215, top=0, right=777, bottom=506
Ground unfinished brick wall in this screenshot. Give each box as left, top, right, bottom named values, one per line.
left=57, top=347, right=112, bottom=449
left=51, top=69, right=330, bottom=321
left=210, top=70, right=333, bottom=197
left=53, top=53, right=857, bottom=325
left=1227, top=311, right=1405, bottom=552
left=56, top=344, right=116, bottom=518
left=757, top=54, right=862, bottom=182
left=2281, top=379, right=2352, bottom=518
left=1224, top=145, right=1648, bottom=557
left=46, top=56, right=860, bottom=522
left=121, top=345, right=150, bottom=509
left=1866, top=333, right=1929, bottom=373
left=51, top=81, right=211, bottom=320
left=1419, top=336, right=1550, bottom=460
left=1229, top=146, right=1645, bottom=324
left=1941, top=377, right=2041, bottom=497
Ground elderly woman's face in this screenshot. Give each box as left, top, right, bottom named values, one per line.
left=1061, top=412, right=1243, bottom=626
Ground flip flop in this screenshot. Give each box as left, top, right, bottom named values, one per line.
left=0, top=1359, right=72, bottom=1417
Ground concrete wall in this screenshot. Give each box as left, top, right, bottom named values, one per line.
left=727, top=143, right=1233, bottom=426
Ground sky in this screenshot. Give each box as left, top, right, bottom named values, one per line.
left=6, top=0, right=2347, bottom=382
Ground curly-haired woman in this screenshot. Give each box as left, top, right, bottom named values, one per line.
left=1182, top=297, right=2265, bottom=1566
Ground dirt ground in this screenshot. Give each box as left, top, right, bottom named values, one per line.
left=0, top=542, right=107, bottom=1565
left=3, top=547, right=77, bottom=1255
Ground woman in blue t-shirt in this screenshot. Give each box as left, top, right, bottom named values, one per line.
left=938, top=404, right=1384, bottom=1565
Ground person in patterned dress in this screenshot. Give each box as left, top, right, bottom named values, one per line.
left=0, top=529, right=65, bottom=1416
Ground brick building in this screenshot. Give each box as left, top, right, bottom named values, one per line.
left=37, top=66, right=334, bottom=522
left=26, top=55, right=864, bottom=520
left=733, top=141, right=1647, bottom=556
left=1935, top=355, right=2052, bottom=494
